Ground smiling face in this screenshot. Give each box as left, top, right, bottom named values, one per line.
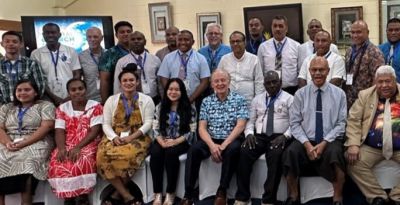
left=307, top=20, right=322, bottom=41
left=43, top=25, right=61, bottom=45
left=314, top=31, right=331, bottom=56
left=387, top=22, right=400, bottom=43
left=264, top=71, right=281, bottom=97
left=351, top=22, right=369, bottom=46
left=211, top=70, right=230, bottom=95
left=86, top=28, right=103, bottom=50
left=68, top=80, right=87, bottom=102
left=167, top=81, right=182, bottom=103
left=206, top=25, right=222, bottom=48
left=129, top=32, right=146, bottom=54
left=177, top=32, right=194, bottom=53
left=309, top=57, right=330, bottom=87
left=229, top=33, right=245, bottom=56
left=1, top=34, right=23, bottom=56
left=15, top=82, right=37, bottom=104
left=116, top=25, right=133, bottom=45
left=120, top=72, right=139, bottom=93
left=376, top=74, right=397, bottom=99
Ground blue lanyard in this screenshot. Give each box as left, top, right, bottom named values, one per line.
left=117, top=45, right=129, bottom=56
left=18, top=106, right=30, bottom=133
left=324, top=51, right=332, bottom=59
left=265, top=90, right=282, bottom=109
left=178, top=50, right=193, bottom=77
left=121, top=93, right=139, bottom=121
left=208, top=47, right=220, bottom=69
left=386, top=44, right=397, bottom=65
left=349, top=41, right=369, bottom=72
left=49, top=48, right=60, bottom=80
left=90, top=51, right=102, bottom=66
left=249, top=36, right=265, bottom=54
left=130, top=52, right=147, bottom=80
left=273, top=39, right=287, bottom=56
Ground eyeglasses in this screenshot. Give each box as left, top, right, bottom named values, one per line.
left=207, top=32, right=221, bottom=36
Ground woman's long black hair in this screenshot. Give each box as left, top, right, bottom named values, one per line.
left=159, top=78, right=192, bottom=136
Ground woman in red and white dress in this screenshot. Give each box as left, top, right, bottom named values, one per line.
left=48, top=78, right=103, bottom=204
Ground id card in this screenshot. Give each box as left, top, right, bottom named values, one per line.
left=346, top=74, right=353, bottom=85
left=142, top=81, right=151, bottom=95
left=52, top=80, right=63, bottom=94
left=13, top=138, right=23, bottom=143
left=183, top=79, right=190, bottom=93
left=120, top=131, right=130, bottom=138
left=96, top=79, right=100, bottom=90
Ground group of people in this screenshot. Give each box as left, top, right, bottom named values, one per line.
left=0, top=12, right=399, bottom=205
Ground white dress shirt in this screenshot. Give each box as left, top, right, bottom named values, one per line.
left=218, top=52, right=265, bottom=107
left=244, top=90, right=293, bottom=137
left=298, top=52, right=345, bottom=83
left=298, top=40, right=340, bottom=69
left=257, top=37, right=300, bottom=88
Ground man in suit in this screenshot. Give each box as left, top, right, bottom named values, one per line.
left=346, top=65, right=400, bottom=205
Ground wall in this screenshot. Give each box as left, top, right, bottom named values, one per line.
left=0, top=0, right=60, bottom=21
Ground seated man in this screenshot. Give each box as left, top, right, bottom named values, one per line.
left=180, top=69, right=248, bottom=205
left=283, top=56, right=347, bottom=205
left=234, top=70, right=293, bottom=205
left=346, top=65, right=400, bottom=205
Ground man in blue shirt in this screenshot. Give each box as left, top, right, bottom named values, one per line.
left=379, top=18, right=400, bottom=82
left=245, top=17, right=266, bottom=55
left=180, top=69, right=248, bottom=205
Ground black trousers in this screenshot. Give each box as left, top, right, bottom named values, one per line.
left=150, top=140, right=190, bottom=193
left=235, top=134, right=285, bottom=204
left=183, top=138, right=241, bottom=198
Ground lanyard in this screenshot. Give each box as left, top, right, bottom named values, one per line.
left=131, top=52, right=147, bottom=80
left=324, top=51, right=332, bottom=59
left=208, top=47, right=220, bottom=69
left=90, top=51, right=102, bottom=66
left=49, top=48, right=60, bottom=80
left=386, top=43, right=397, bottom=65
left=249, top=36, right=265, bottom=54
left=18, top=106, right=30, bottom=133
left=348, top=41, right=369, bottom=75
left=178, top=50, right=193, bottom=77
left=265, top=90, right=282, bottom=109
left=273, top=38, right=287, bottom=56
left=121, top=93, right=139, bottom=121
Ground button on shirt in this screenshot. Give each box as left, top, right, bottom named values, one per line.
left=198, top=44, right=231, bottom=72
left=379, top=41, right=400, bottom=82
left=258, top=37, right=300, bottom=88
left=199, top=91, right=249, bottom=140
left=245, top=91, right=293, bottom=137
left=298, top=52, right=345, bottom=84
left=31, top=44, right=81, bottom=99
left=298, top=40, right=340, bottom=69
left=290, top=82, right=347, bottom=144
left=113, top=51, right=161, bottom=97
left=157, top=49, right=210, bottom=96
left=218, top=52, right=264, bottom=107
left=79, top=48, right=104, bottom=102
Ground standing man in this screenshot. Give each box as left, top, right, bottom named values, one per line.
left=0, top=31, right=46, bottom=104
left=113, top=31, right=161, bottom=104
left=31, top=22, right=81, bottom=105
left=283, top=57, right=347, bottom=205
left=258, top=15, right=300, bottom=95
left=156, top=26, right=179, bottom=62
left=198, top=23, right=231, bottom=72
left=180, top=69, right=248, bottom=205
left=379, top=18, right=400, bottom=82
left=234, top=71, right=293, bottom=205
left=298, top=30, right=345, bottom=88
left=158, top=30, right=210, bottom=107
left=79, top=27, right=104, bottom=102
left=344, top=20, right=385, bottom=108
left=298, top=19, right=339, bottom=68
left=218, top=31, right=264, bottom=107
left=346, top=65, right=400, bottom=205
left=246, top=17, right=265, bottom=55
left=98, top=21, right=132, bottom=104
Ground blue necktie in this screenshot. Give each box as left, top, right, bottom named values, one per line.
left=315, top=89, right=323, bottom=143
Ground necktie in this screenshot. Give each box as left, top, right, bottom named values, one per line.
left=389, top=45, right=394, bottom=66
left=312, top=43, right=316, bottom=53
left=178, top=53, right=187, bottom=79
left=137, top=55, right=143, bottom=69
left=275, top=42, right=283, bottom=71
left=382, top=99, right=393, bottom=160
left=266, top=97, right=275, bottom=136
left=315, top=89, right=323, bottom=143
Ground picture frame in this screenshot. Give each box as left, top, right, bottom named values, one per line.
left=243, top=4, right=303, bottom=43
left=331, top=6, right=363, bottom=46
left=196, top=12, right=221, bottom=48
left=148, top=2, right=172, bottom=43
left=380, top=1, right=400, bottom=43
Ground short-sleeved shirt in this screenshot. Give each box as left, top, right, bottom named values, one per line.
left=79, top=48, right=104, bottom=102
left=155, top=46, right=174, bottom=62
left=157, top=49, right=210, bottom=96
left=198, top=44, right=231, bottom=72
left=298, top=40, right=340, bottom=69
left=199, top=91, right=249, bottom=140
left=379, top=41, right=400, bottom=82
left=31, top=44, right=81, bottom=99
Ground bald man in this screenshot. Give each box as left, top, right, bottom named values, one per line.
left=156, top=26, right=179, bottom=61
left=113, top=31, right=161, bottom=104
left=298, top=19, right=339, bottom=69
left=344, top=20, right=384, bottom=108
left=79, top=27, right=104, bottom=101
left=283, top=57, right=347, bottom=205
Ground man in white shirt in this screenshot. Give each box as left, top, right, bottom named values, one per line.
left=113, top=31, right=161, bottom=104
left=234, top=70, right=293, bottom=205
left=258, top=15, right=300, bottom=95
left=298, top=19, right=339, bottom=68
left=31, top=22, right=81, bottom=105
left=218, top=31, right=264, bottom=107
left=298, top=30, right=345, bottom=88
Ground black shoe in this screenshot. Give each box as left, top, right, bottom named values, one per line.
left=371, top=197, right=386, bottom=205
left=179, top=198, right=194, bottom=205
left=283, top=197, right=300, bottom=205
left=332, top=201, right=343, bottom=205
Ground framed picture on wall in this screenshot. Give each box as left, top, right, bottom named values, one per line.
left=388, top=5, right=400, bottom=19
left=243, top=4, right=303, bottom=43
left=148, top=2, right=172, bottom=43
left=331, top=6, right=363, bottom=45
left=196, top=12, right=221, bottom=48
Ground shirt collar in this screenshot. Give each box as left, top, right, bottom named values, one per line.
left=178, top=49, right=193, bottom=56
left=213, top=89, right=232, bottom=102
left=273, top=37, right=287, bottom=44
left=131, top=51, right=146, bottom=58
left=311, top=81, right=329, bottom=93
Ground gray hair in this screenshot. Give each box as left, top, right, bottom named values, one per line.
left=205, top=23, right=223, bottom=34
left=211, top=68, right=231, bottom=81
left=375, top=65, right=396, bottom=79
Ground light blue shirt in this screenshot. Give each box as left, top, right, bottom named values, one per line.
left=290, top=82, right=347, bottom=144
left=157, top=49, right=210, bottom=96
left=198, top=44, right=231, bottom=72
left=379, top=41, right=400, bottom=82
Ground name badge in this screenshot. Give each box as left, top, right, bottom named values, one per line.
left=141, top=81, right=151, bottom=95
left=52, top=80, right=63, bottom=94
left=346, top=74, right=353, bottom=85
left=120, top=131, right=130, bottom=138
left=96, top=79, right=100, bottom=90
left=183, top=79, right=190, bottom=93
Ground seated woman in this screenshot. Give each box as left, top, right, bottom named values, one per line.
left=97, top=67, right=155, bottom=205
left=0, top=79, right=55, bottom=205
left=47, top=79, right=103, bottom=205
left=151, top=78, right=197, bottom=205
